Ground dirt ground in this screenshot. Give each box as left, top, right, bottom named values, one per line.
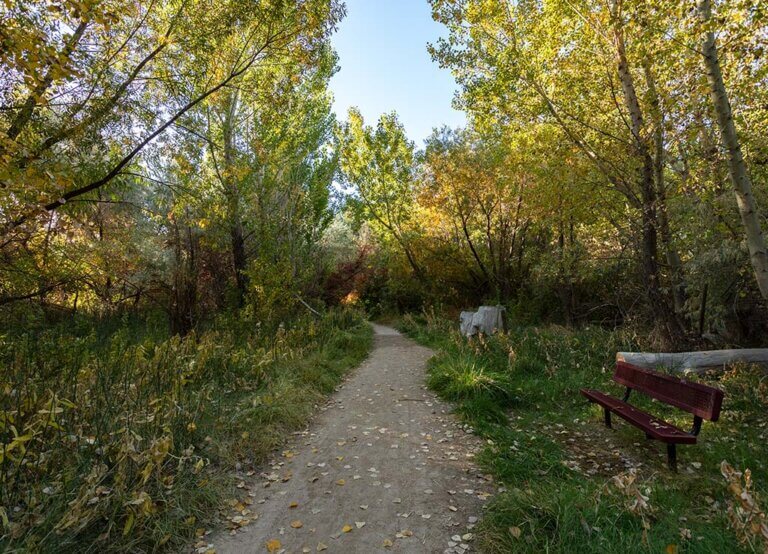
left=210, top=324, right=493, bottom=554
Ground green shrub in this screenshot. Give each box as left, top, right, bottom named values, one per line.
left=0, top=308, right=371, bottom=552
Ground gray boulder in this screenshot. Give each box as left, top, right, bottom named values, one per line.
left=459, top=305, right=506, bottom=337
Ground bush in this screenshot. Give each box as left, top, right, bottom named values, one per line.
left=0, top=307, right=371, bottom=552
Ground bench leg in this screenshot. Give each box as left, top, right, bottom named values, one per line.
left=603, top=407, right=612, bottom=428
left=667, top=443, right=677, bottom=472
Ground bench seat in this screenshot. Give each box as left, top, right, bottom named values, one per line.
left=580, top=389, right=696, bottom=444
left=580, top=362, right=724, bottom=470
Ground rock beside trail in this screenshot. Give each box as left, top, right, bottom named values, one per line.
left=459, top=306, right=506, bottom=337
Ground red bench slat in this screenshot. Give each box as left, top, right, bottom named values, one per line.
left=580, top=389, right=696, bottom=444
left=614, top=362, right=724, bottom=421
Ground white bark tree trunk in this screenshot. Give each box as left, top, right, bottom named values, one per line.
left=697, top=0, right=768, bottom=300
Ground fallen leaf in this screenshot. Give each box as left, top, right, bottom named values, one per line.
left=355, top=521, right=366, bottom=528
left=383, top=539, right=393, bottom=548
left=342, top=524, right=353, bottom=533
left=336, top=479, right=345, bottom=486
left=266, top=538, right=281, bottom=552
left=510, top=526, right=522, bottom=539
left=666, top=545, right=678, bottom=554
left=289, top=502, right=298, bottom=509
left=317, top=543, right=328, bottom=551
left=291, top=520, right=303, bottom=529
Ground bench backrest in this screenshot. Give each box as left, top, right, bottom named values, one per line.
left=613, top=362, right=724, bottom=421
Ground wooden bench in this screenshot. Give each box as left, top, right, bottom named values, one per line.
left=580, top=362, right=724, bottom=470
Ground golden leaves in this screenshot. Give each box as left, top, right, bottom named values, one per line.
left=721, top=460, right=768, bottom=550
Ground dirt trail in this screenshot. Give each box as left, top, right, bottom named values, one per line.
left=212, top=324, right=492, bottom=554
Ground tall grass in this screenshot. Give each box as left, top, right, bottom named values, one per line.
left=400, top=312, right=768, bottom=553
left=0, top=308, right=371, bottom=552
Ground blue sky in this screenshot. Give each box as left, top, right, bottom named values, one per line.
left=329, top=0, right=466, bottom=147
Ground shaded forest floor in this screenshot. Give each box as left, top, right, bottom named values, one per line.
left=0, top=309, right=372, bottom=552
left=399, top=312, right=768, bottom=553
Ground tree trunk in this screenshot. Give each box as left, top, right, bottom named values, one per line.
left=697, top=0, right=768, bottom=300
left=557, top=224, right=574, bottom=325
left=643, top=63, right=687, bottom=317
left=222, top=90, right=249, bottom=306
left=231, top=222, right=248, bottom=305
left=169, top=215, right=198, bottom=336
left=612, top=7, right=684, bottom=341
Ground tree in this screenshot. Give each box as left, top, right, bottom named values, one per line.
left=428, top=0, right=689, bottom=339
left=696, top=0, right=768, bottom=300
left=0, top=0, right=344, bottom=323
left=337, top=109, right=425, bottom=279
left=1, top=0, right=344, bottom=234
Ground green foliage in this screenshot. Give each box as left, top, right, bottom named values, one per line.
left=1, top=0, right=345, bottom=330
left=330, top=0, right=768, bottom=343
left=0, top=308, right=371, bottom=552
left=337, top=109, right=425, bottom=281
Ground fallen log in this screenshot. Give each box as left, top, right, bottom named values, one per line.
left=616, top=349, right=768, bottom=373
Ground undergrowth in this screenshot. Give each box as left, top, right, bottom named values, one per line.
left=400, top=311, right=768, bottom=554
left=0, top=308, right=371, bottom=552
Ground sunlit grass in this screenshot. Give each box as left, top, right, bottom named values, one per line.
left=400, top=313, right=768, bottom=553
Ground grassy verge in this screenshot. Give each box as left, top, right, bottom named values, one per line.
left=0, top=308, right=372, bottom=552
left=400, top=312, right=768, bottom=554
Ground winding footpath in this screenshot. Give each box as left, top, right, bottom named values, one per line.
left=212, top=324, right=493, bottom=553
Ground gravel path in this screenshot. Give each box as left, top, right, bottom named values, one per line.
left=212, top=324, right=492, bottom=554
